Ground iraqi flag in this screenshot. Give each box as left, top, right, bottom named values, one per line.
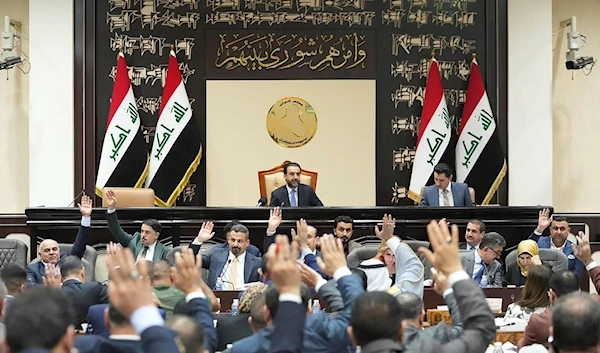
left=455, top=59, right=506, bottom=205
left=95, top=52, right=149, bottom=196
left=408, top=59, right=452, bottom=202
left=146, top=50, right=202, bottom=206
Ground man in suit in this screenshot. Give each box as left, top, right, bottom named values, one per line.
left=459, top=219, right=485, bottom=250
left=104, top=189, right=170, bottom=261
left=346, top=219, right=496, bottom=353
left=150, top=260, right=185, bottom=319
left=167, top=315, right=209, bottom=353
left=191, top=221, right=261, bottom=289
left=528, top=209, right=584, bottom=280
left=26, top=194, right=93, bottom=287
left=75, top=305, right=141, bottom=353
left=333, top=215, right=362, bottom=256
left=460, top=232, right=506, bottom=287
left=518, top=231, right=600, bottom=350
left=268, top=161, right=323, bottom=207
left=549, top=292, right=600, bottom=353
left=211, top=220, right=261, bottom=257
left=1, top=264, right=26, bottom=310
left=229, top=234, right=364, bottom=353
left=57, top=255, right=109, bottom=327
left=398, top=271, right=464, bottom=350
left=217, top=293, right=265, bottom=351
left=419, top=163, right=473, bottom=207
left=5, top=287, right=76, bottom=353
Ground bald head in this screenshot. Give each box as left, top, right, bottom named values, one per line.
left=553, top=292, right=600, bottom=351
left=38, top=240, right=60, bottom=264
left=167, top=315, right=205, bottom=353
left=150, top=260, right=172, bottom=285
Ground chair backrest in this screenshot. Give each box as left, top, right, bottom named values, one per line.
left=505, top=248, right=569, bottom=273
left=101, top=187, right=156, bottom=207
left=258, top=161, right=318, bottom=205
left=5, top=233, right=31, bottom=263
left=166, top=245, right=212, bottom=283
left=0, top=239, right=28, bottom=269
left=94, top=248, right=109, bottom=283
left=31, top=244, right=98, bottom=282
left=347, top=245, right=379, bottom=268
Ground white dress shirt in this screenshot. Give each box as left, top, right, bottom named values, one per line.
left=286, top=185, right=298, bottom=206
left=550, top=240, right=567, bottom=251
left=438, top=184, right=454, bottom=206
left=222, top=251, right=246, bottom=290
left=137, top=242, right=157, bottom=261
left=466, top=243, right=480, bottom=251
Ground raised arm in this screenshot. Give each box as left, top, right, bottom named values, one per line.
left=264, top=207, right=282, bottom=253
left=105, top=190, right=135, bottom=247
left=572, top=231, right=600, bottom=290
left=190, top=221, right=215, bottom=269
left=69, top=194, right=93, bottom=258
left=417, top=220, right=496, bottom=353
left=528, top=208, right=552, bottom=243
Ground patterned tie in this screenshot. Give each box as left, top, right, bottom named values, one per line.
left=230, top=256, right=239, bottom=290
left=442, top=189, right=451, bottom=206
left=290, top=189, right=297, bottom=207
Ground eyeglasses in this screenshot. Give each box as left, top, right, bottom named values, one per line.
left=486, top=247, right=503, bottom=257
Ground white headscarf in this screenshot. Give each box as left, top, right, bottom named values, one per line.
left=359, top=259, right=392, bottom=291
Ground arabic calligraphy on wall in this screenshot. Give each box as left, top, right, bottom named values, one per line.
left=205, top=30, right=376, bottom=79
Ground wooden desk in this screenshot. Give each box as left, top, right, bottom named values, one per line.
left=24, top=206, right=547, bottom=260
left=496, top=331, right=524, bottom=345
left=423, top=287, right=522, bottom=312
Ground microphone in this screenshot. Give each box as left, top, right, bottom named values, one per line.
left=256, top=197, right=267, bottom=207
left=67, top=190, right=86, bottom=207
left=219, top=259, right=236, bottom=289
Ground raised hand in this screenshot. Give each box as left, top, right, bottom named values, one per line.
left=316, top=234, right=347, bottom=277
left=42, top=263, right=61, bottom=288
left=171, top=248, right=204, bottom=295
left=431, top=267, right=449, bottom=296
left=536, top=208, right=552, bottom=233
left=267, top=234, right=301, bottom=295
left=292, top=219, right=309, bottom=249
left=374, top=214, right=396, bottom=241
left=78, top=194, right=93, bottom=217
left=531, top=255, right=542, bottom=266
left=105, top=190, right=117, bottom=210
left=418, top=220, right=463, bottom=277
left=299, top=262, right=321, bottom=289
left=106, top=246, right=155, bottom=318
left=195, top=221, right=215, bottom=243
left=572, top=231, right=593, bottom=266
left=267, top=207, right=283, bottom=233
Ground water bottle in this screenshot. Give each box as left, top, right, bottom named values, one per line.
left=492, top=342, right=503, bottom=353
left=215, top=277, right=223, bottom=290
left=312, top=299, right=321, bottom=312
left=231, top=299, right=239, bottom=316
left=480, top=274, right=489, bottom=288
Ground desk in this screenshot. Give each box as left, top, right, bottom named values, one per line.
left=25, top=206, right=547, bottom=260
left=214, top=287, right=523, bottom=313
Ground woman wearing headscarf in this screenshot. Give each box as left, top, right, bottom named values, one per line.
left=506, top=240, right=542, bottom=286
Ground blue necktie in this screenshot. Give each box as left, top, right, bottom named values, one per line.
left=290, top=189, right=297, bottom=207
left=473, top=264, right=484, bottom=283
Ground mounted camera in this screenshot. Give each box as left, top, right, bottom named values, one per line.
left=561, top=16, right=596, bottom=71
left=0, top=15, right=23, bottom=71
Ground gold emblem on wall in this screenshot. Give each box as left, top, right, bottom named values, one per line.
left=266, top=97, right=318, bottom=148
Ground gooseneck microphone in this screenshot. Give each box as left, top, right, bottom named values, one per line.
left=256, top=197, right=267, bottom=207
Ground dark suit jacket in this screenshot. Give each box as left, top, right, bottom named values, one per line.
left=269, top=301, right=306, bottom=353
left=216, top=313, right=253, bottom=351
left=75, top=335, right=142, bottom=353
left=403, top=291, right=463, bottom=350
left=190, top=244, right=261, bottom=289
left=188, top=296, right=218, bottom=353
left=528, top=231, right=584, bottom=280
left=419, top=182, right=473, bottom=207
left=518, top=265, right=600, bottom=350
left=86, top=304, right=167, bottom=338
left=26, top=224, right=91, bottom=287
left=229, top=274, right=364, bottom=353
left=62, top=278, right=109, bottom=326
left=269, top=184, right=323, bottom=207
left=107, top=211, right=170, bottom=261
left=460, top=250, right=505, bottom=287
left=140, top=326, right=180, bottom=353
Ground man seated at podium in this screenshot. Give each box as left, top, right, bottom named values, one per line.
left=190, top=221, right=261, bottom=290
left=26, top=194, right=93, bottom=287
left=268, top=161, right=323, bottom=207
left=419, top=163, right=473, bottom=207
left=104, top=190, right=170, bottom=261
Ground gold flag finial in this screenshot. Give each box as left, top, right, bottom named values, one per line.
left=170, top=44, right=175, bottom=51
left=431, top=51, right=435, bottom=59
left=472, top=52, right=477, bottom=60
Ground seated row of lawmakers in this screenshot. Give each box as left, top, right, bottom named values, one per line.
left=2, top=211, right=598, bottom=353
left=268, top=161, right=473, bottom=207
